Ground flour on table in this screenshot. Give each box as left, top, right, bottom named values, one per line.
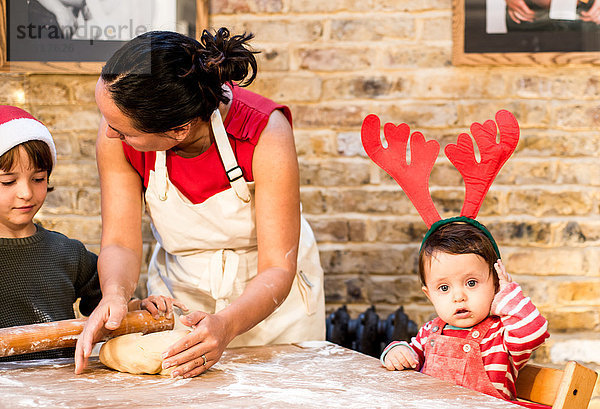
left=99, top=330, right=190, bottom=375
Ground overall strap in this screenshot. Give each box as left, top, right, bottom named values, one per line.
left=470, top=316, right=497, bottom=344
left=210, top=109, right=251, bottom=203
left=430, top=317, right=445, bottom=335
left=155, top=151, right=168, bottom=201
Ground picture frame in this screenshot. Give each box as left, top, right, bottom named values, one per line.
left=0, top=0, right=209, bottom=73
left=452, top=0, right=600, bottom=65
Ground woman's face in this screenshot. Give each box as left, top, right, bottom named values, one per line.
left=95, top=79, right=185, bottom=152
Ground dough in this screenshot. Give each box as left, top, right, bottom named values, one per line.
left=99, top=330, right=190, bottom=375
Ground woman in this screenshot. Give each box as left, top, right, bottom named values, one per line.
left=75, top=28, right=325, bottom=378
left=29, top=0, right=89, bottom=38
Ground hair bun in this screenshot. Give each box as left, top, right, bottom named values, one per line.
left=101, top=29, right=257, bottom=132
left=192, top=27, right=258, bottom=86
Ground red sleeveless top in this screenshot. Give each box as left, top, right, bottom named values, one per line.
left=122, top=85, right=292, bottom=204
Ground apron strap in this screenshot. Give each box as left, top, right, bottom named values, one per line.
left=209, top=249, right=240, bottom=312
left=210, top=109, right=251, bottom=203
left=155, top=151, right=169, bottom=201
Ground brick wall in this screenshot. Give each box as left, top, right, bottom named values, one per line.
left=2, top=0, right=599, bottom=403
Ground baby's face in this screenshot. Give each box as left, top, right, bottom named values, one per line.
left=422, top=252, right=495, bottom=328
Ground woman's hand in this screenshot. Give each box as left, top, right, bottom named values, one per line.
left=74, top=293, right=129, bottom=374
left=506, top=0, right=536, bottom=23
left=80, top=2, right=92, bottom=21
left=37, top=0, right=79, bottom=38
left=51, top=3, right=78, bottom=38
left=383, top=344, right=419, bottom=371
left=580, top=0, right=600, bottom=23
left=131, top=295, right=188, bottom=319
left=160, top=311, right=234, bottom=378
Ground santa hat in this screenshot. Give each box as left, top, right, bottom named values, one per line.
left=0, top=105, right=56, bottom=165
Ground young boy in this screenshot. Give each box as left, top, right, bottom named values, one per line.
left=0, top=105, right=183, bottom=361
left=380, top=221, right=549, bottom=404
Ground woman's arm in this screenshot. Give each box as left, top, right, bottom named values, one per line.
left=161, top=109, right=300, bottom=378
left=74, top=117, right=144, bottom=374
left=506, top=0, right=537, bottom=23
left=58, top=0, right=86, bottom=7
left=223, top=108, right=300, bottom=336
left=36, top=0, right=81, bottom=38
left=580, top=0, right=600, bottom=23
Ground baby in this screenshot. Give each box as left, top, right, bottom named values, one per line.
left=381, top=220, right=549, bottom=403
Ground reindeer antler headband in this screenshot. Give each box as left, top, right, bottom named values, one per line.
left=361, top=109, right=520, bottom=257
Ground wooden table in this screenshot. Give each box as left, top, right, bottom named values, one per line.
left=0, top=341, right=521, bottom=408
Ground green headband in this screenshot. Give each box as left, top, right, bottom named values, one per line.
left=420, top=216, right=501, bottom=259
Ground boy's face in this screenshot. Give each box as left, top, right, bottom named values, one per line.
left=0, top=146, right=48, bottom=238
left=422, top=252, right=496, bottom=328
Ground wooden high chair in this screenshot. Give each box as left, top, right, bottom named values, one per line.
left=516, top=361, right=598, bottom=409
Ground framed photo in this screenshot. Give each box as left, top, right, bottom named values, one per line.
left=452, top=0, right=600, bottom=65
left=0, top=0, right=209, bottom=73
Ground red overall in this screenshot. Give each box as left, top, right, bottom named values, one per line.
left=421, top=317, right=550, bottom=409
left=421, top=317, right=505, bottom=399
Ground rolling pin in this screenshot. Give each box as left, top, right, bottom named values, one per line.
left=0, top=310, right=174, bottom=357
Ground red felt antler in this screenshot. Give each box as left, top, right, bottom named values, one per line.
left=361, top=114, right=441, bottom=227
left=444, top=109, right=519, bottom=219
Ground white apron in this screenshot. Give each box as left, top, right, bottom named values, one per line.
left=145, top=109, right=325, bottom=347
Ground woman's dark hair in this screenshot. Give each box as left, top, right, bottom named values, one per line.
left=418, top=222, right=499, bottom=290
left=101, top=28, right=258, bottom=134
left=0, top=141, right=54, bottom=192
